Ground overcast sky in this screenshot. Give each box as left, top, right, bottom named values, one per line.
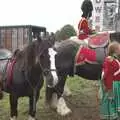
left=0, top=0, right=84, bottom=32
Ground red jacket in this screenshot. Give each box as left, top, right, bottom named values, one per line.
left=78, top=17, right=91, bottom=40
left=103, top=57, right=120, bottom=90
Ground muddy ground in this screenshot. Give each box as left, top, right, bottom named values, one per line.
left=0, top=76, right=100, bottom=120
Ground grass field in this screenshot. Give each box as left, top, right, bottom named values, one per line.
left=0, top=76, right=99, bottom=120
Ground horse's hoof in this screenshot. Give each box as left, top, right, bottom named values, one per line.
left=10, top=116, right=17, bottom=120
left=57, top=106, right=72, bottom=116
left=57, top=97, right=72, bottom=116
left=28, top=115, right=36, bottom=120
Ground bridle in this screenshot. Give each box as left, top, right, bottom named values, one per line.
left=41, top=68, right=57, bottom=75
left=38, top=48, right=57, bottom=75
left=24, top=48, right=57, bottom=90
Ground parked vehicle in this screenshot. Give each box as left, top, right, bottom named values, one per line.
left=0, top=49, right=12, bottom=72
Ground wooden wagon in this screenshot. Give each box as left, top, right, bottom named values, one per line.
left=0, top=25, right=46, bottom=52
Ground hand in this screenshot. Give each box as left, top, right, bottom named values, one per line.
left=107, top=89, right=114, bottom=100
left=92, top=29, right=95, bottom=32
left=90, top=30, right=96, bottom=35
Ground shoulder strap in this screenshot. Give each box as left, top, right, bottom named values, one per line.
left=114, top=59, right=120, bottom=76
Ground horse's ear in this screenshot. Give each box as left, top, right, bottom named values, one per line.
left=13, top=49, right=20, bottom=57
left=49, top=33, right=55, bottom=46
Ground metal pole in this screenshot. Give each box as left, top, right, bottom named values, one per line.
left=115, top=0, right=120, bottom=32
left=29, top=25, right=32, bottom=43
left=118, top=0, right=120, bottom=15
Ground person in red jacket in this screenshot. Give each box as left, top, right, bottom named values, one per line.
left=78, top=16, right=92, bottom=40
left=100, top=41, right=120, bottom=120
left=78, top=0, right=95, bottom=40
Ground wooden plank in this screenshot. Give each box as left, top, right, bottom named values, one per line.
left=18, top=28, right=24, bottom=50
left=12, top=28, right=18, bottom=52
left=23, top=28, right=29, bottom=46
left=5, top=29, right=12, bottom=51
left=0, top=29, right=5, bottom=48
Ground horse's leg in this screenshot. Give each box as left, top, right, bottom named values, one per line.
left=55, top=75, right=72, bottom=116
left=46, top=75, right=72, bottom=115
left=45, top=85, right=56, bottom=105
left=46, top=87, right=58, bottom=109
left=9, top=94, right=18, bottom=120
left=28, top=92, right=39, bottom=120
left=63, top=81, right=72, bottom=97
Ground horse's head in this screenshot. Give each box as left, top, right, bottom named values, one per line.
left=34, top=34, right=58, bottom=87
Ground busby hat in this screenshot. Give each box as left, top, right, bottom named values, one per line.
left=81, top=0, right=93, bottom=18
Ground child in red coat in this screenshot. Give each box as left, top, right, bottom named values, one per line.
left=100, top=42, right=120, bottom=120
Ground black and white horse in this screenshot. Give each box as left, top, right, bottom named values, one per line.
left=45, top=32, right=120, bottom=116
left=0, top=35, right=59, bottom=120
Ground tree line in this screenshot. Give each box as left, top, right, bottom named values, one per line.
left=55, top=24, right=77, bottom=41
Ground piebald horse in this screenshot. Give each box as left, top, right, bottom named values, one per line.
left=0, top=35, right=60, bottom=120
left=45, top=32, right=120, bottom=116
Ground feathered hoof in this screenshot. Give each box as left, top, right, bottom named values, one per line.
left=28, top=116, right=36, bottom=120
left=57, top=97, right=72, bottom=116
left=57, top=107, right=72, bottom=116
left=9, top=116, right=17, bottom=120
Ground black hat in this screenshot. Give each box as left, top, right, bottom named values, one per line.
left=81, top=0, right=93, bottom=18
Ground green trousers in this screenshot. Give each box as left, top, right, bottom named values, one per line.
left=100, top=81, right=120, bottom=120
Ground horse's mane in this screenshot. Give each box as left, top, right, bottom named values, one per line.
left=15, top=41, right=37, bottom=71
left=54, top=39, right=80, bottom=52
left=16, top=35, right=53, bottom=71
